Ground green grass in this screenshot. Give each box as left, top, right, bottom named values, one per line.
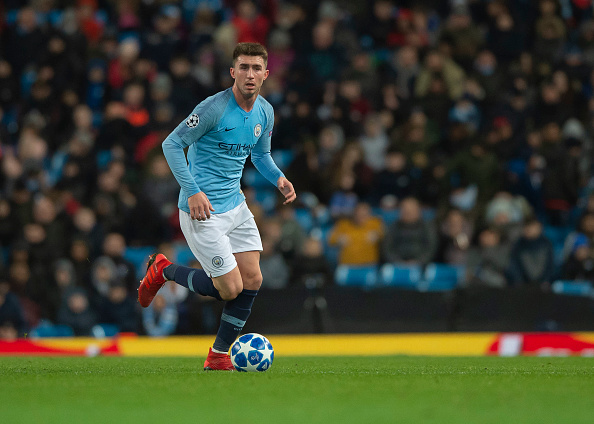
left=1, top=356, right=593, bottom=424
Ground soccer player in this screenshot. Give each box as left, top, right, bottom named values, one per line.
left=138, top=42, right=296, bottom=370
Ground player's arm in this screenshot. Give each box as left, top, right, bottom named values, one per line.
left=162, top=108, right=216, bottom=220
left=250, top=108, right=296, bottom=205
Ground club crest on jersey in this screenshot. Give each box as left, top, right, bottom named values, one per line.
left=212, top=256, right=224, bottom=268
left=186, top=114, right=200, bottom=128
left=254, top=123, right=262, bottom=137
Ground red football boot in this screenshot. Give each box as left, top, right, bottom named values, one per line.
left=138, top=253, right=172, bottom=307
left=204, top=348, right=235, bottom=371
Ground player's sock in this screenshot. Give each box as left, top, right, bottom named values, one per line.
left=164, top=264, right=222, bottom=300
left=212, top=289, right=258, bottom=353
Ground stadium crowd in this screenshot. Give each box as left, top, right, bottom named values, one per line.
left=1, top=0, right=594, bottom=338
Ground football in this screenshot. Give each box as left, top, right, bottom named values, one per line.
left=230, top=333, right=274, bottom=372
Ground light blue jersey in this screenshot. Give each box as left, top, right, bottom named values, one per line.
left=162, top=88, right=284, bottom=214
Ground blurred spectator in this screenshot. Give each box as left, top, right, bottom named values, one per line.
left=69, top=237, right=93, bottom=287
left=382, top=197, right=437, bottom=265
left=101, top=232, right=137, bottom=294
left=259, top=233, right=290, bottom=289
left=447, top=141, right=501, bottom=212
left=329, top=142, right=374, bottom=203
left=99, top=282, right=138, bottom=333
left=507, top=218, right=555, bottom=288
left=232, top=0, right=270, bottom=45
left=371, top=149, right=416, bottom=206
left=533, top=0, right=567, bottom=64
left=484, top=191, right=532, bottom=242
left=276, top=205, right=306, bottom=262
left=142, top=5, right=183, bottom=72
left=3, top=7, right=45, bottom=76
left=439, top=6, right=484, bottom=70
left=71, top=206, right=105, bottom=259
left=359, top=113, right=390, bottom=172
left=56, top=288, right=97, bottom=336
left=169, top=55, right=210, bottom=118
left=140, top=154, right=179, bottom=239
left=0, top=280, right=26, bottom=338
left=466, top=227, right=511, bottom=288
left=436, top=208, right=474, bottom=265
left=292, top=236, right=333, bottom=288
left=328, top=171, right=359, bottom=219
left=91, top=255, right=118, bottom=301
left=328, top=202, right=384, bottom=265
left=415, top=50, right=466, bottom=101
left=540, top=122, right=582, bottom=225
left=142, top=293, right=178, bottom=337
left=561, top=233, right=594, bottom=281
left=46, top=259, right=78, bottom=321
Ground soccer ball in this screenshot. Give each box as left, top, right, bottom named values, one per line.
left=230, top=333, right=274, bottom=372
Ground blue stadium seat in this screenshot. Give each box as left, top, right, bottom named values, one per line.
left=272, top=149, right=295, bottom=169
left=174, top=245, right=196, bottom=266
left=551, top=280, right=593, bottom=297
left=124, top=246, right=156, bottom=279
left=421, top=263, right=460, bottom=291
left=375, top=208, right=436, bottom=226
left=254, top=189, right=277, bottom=213
left=334, top=265, right=378, bottom=288
left=319, top=225, right=339, bottom=267
left=379, top=263, right=422, bottom=288
left=242, top=168, right=270, bottom=188
left=92, top=324, right=119, bottom=338
left=376, top=208, right=399, bottom=225
left=29, top=323, right=74, bottom=338
left=294, top=208, right=315, bottom=232
left=543, top=225, right=571, bottom=245
left=543, top=226, right=572, bottom=266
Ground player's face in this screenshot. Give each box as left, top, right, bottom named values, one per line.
left=230, top=55, right=269, bottom=98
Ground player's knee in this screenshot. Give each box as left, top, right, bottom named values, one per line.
left=243, top=270, right=263, bottom=291
left=219, top=282, right=243, bottom=300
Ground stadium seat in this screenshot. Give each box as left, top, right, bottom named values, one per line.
left=334, top=265, right=378, bottom=288
left=294, top=208, right=315, bottom=232
left=254, top=189, right=277, bottom=213
left=242, top=168, right=270, bottom=188
left=29, top=323, right=74, bottom=338
left=174, top=245, right=196, bottom=266
left=92, top=324, right=119, bottom=338
left=543, top=226, right=572, bottom=266
left=551, top=280, right=593, bottom=297
left=379, top=263, right=422, bottom=288
left=271, top=149, right=295, bottom=169
left=421, top=263, right=460, bottom=291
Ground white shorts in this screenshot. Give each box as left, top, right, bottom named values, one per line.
left=179, top=201, right=262, bottom=278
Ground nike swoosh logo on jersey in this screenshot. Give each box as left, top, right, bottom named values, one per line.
left=224, top=127, right=236, bottom=131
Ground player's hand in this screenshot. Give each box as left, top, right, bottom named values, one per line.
left=188, top=192, right=215, bottom=221
left=277, top=177, right=296, bottom=205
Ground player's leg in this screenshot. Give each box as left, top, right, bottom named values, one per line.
left=210, top=251, right=261, bottom=352
left=138, top=253, right=224, bottom=307
left=205, top=203, right=262, bottom=370
left=205, top=252, right=260, bottom=370
left=138, top=209, right=231, bottom=307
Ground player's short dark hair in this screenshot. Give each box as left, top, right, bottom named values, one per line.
left=232, top=42, right=268, bottom=66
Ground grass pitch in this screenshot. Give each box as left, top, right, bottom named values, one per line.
left=1, top=356, right=592, bottom=424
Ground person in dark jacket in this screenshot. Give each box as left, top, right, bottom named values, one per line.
left=99, top=281, right=138, bottom=333
left=56, top=288, right=97, bottom=336
left=382, top=197, right=437, bottom=265
left=506, top=218, right=555, bottom=287
left=0, top=280, right=27, bottom=339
